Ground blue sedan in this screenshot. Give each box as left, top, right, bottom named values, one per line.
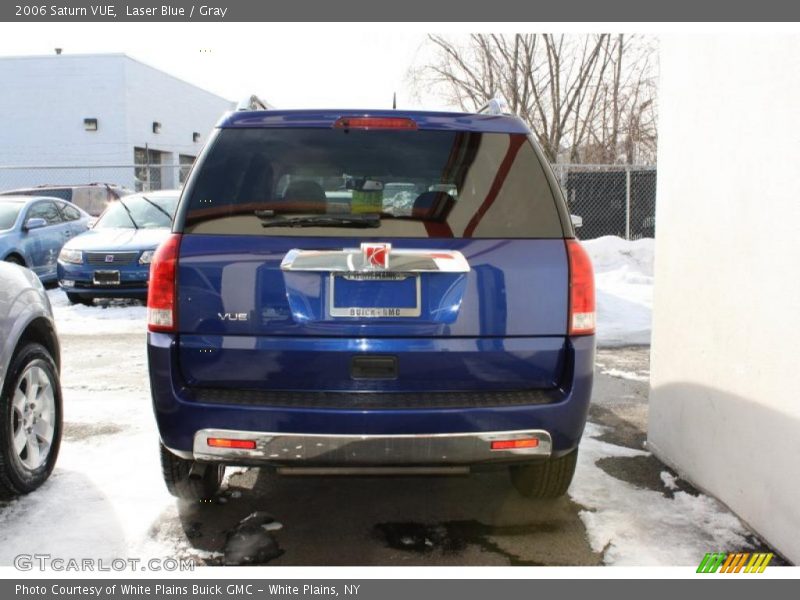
left=57, top=190, right=180, bottom=304
left=0, top=196, right=92, bottom=283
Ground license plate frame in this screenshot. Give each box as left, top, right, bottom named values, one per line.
left=93, top=270, right=121, bottom=286
left=328, top=273, right=421, bottom=318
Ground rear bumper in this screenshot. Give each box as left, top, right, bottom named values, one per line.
left=193, top=428, right=551, bottom=466
left=149, top=333, right=595, bottom=465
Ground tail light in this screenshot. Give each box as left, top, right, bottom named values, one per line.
left=566, top=239, right=596, bottom=335
left=333, top=116, right=418, bottom=130
left=147, top=234, right=181, bottom=332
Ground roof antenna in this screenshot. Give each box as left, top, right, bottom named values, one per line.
left=392, top=92, right=396, bottom=110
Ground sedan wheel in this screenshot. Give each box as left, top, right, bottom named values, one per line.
left=0, top=343, right=62, bottom=498
left=11, top=365, right=57, bottom=470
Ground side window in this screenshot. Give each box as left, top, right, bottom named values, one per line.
left=59, top=202, right=81, bottom=221
left=27, top=201, right=63, bottom=226
left=42, top=189, right=72, bottom=202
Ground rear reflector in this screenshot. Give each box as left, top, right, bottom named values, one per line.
left=490, top=438, right=539, bottom=451
left=207, top=438, right=257, bottom=450
left=566, top=239, right=596, bottom=335
left=147, top=233, right=181, bottom=333
left=334, top=117, right=418, bottom=130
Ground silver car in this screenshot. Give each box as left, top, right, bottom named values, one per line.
left=0, top=262, right=62, bottom=498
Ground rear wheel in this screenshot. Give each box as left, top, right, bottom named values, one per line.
left=0, top=343, right=62, bottom=499
left=66, top=293, right=93, bottom=306
left=160, top=442, right=224, bottom=501
left=509, top=449, right=578, bottom=499
left=4, top=255, right=24, bottom=266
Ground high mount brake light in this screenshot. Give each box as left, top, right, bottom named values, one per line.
left=333, top=117, right=418, bottom=130
left=147, top=233, right=181, bottom=333
left=566, top=239, right=596, bottom=336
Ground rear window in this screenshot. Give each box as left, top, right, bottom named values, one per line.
left=0, top=203, right=22, bottom=230
left=32, top=189, right=73, bottom=201
left=180, top=128, right=564, bottom=238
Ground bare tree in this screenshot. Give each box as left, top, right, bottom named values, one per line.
left=410, top=34, right=658, bottom=165
left=580, top=35, right=658, bottom=164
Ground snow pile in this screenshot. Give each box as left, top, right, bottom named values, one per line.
left=584, top=236, right=654, bottom=347
left=48, top=290, right=147, bottom=335
left=570, top=423, right=752, bottom=565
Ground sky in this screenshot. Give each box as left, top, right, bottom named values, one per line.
left=0, top=23, right=448, bottom=110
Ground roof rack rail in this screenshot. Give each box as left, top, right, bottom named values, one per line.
left=477, top=97, right=511, bottom=116
left=236, top=95, right=271, bottom=111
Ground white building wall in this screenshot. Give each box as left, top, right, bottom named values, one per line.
left=0, top=55, right=130, bottom=165
left=122, top=56, right=232, bottom=188
left=0, top=54, right=231, bottom=190
left=649, top=35, right=800, bottom=563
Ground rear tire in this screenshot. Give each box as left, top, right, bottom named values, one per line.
left=160, top=442, right=224, bottom=501
left=0, top=343, right=63, bottom=499
left=66, top=293, right=93, bottom=306
left=4, top=255, right=24, bottom=266
left=509, top=449, right=578, bottom=499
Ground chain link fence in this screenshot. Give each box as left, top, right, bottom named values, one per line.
left=552, top=164, right=657, bottom=240
left=0, top=163, right=656, bottom=239
left=0, top=164, right=189, bottom=194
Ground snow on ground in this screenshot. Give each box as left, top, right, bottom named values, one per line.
left=0, top=340, right=176, bottom=563
left=48, top=289, right=147, bottom=335
left=661, top=471, right=679, bottom=491
left=45, top=235, right=654, bottom=345
left=570, top=423, right=752, bottom=566
left=0, top=395, right=176, bottom=562
left=583, top=236, right=654, bottom=347
left=599, top=367, right=650, bottom=382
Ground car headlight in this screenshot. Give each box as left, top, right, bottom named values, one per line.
left=139, top=250, right=156, bottom=265
left=58, top=248, right=83, bottom=264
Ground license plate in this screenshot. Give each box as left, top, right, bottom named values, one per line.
left=93, top=270, right=120, bottom=285
left=329, top=273, right=421, bottom=317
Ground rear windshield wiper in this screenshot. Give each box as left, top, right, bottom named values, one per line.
left=256, top=213, right=380, bottom=229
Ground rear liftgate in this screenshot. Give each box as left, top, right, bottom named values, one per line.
left=209, top=243, right=551, bottom=475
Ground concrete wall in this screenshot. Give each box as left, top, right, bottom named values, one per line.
left=649, top=35, right=800, bottom=563
left=0, top=54, right=231, bottom=190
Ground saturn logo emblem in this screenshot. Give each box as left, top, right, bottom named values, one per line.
left=361, top=243, right=390, bottom=269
